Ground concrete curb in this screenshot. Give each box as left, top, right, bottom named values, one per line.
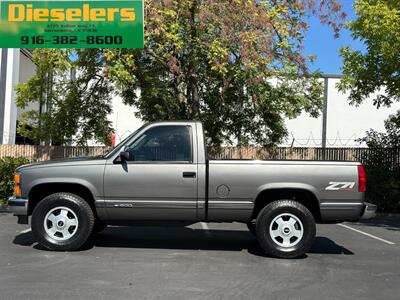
left=0, top=205, right=10, bottom=213
left=376, top=213, right=400, bottom=217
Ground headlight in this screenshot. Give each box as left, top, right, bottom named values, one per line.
left=14, top=173, right=21, bottom=197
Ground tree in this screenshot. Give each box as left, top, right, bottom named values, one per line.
left=339, top=0, right=400, bottom=108
left=16, top=49, right=114, bottom=146
left=359, top=111, right=400, bottom=148
left=17, top=0, right=345, bottom=147
left=357, top=112, right=400, bottom=213
left=338, top=0, right=400, bottom=212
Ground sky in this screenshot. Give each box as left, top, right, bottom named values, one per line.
left=304, top=0, right=365, bottom=75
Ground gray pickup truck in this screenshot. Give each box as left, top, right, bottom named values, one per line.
left=9, top=121, right=376, bottom=258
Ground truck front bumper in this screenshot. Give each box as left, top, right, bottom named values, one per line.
left=8, top=197, right=29, bottom=224
left=361, top=202, right=377, bottom=220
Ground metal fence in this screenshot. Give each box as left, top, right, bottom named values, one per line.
left=0, top=145, right=111, bottom=162
left=0, top=145, right=399, bottom=168
left=209, top=147, right=400, bottom=168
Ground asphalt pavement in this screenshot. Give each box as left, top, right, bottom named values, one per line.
left=0, top=213, right=399, bottom=300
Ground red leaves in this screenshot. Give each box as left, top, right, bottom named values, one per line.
left=144, top=0, right=346, bottom=77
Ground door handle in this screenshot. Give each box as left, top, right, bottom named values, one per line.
left=183, top=172, right=196, bottom=178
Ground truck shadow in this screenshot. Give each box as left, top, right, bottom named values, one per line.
left=13, top=226, right=353, bottom=257
left=352, top=216, right=400, bottom=232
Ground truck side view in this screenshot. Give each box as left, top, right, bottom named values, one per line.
left=8, top=121, right=377, bottom=258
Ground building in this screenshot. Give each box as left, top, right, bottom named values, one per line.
left=0, top=48, right=38, bottom=145
left=283, top=76, right=400, bottom=147
left=1, top=50, right=399, bottom=147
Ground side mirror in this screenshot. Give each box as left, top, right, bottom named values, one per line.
left=119, top=151, right=130, bottom=162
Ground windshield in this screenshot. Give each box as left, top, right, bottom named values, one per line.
left=103, top=124, right=148, bottom=159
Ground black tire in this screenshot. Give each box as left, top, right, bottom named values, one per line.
left=256, top=200, right=316, bottom=259
left=31, top=192, right=95, bottom=251
left=92, top=221, right=107, bottom=234
left=246, top=221, right=256, bottom=236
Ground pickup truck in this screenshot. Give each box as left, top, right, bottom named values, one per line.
left=8, top=121, right=376, bottom=258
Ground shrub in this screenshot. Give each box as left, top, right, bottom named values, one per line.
left=0, top=157, right=30, bottom=203
left=357, top=112, right=400, bottom=213
left=365, top=167, right=400, bottom=213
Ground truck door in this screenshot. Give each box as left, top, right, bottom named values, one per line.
left=103, top=124, right=198, bottom=221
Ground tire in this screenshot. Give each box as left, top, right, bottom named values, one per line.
left=256, top=200, right=316, bottom=259
left=92, top=221, right=107, bottom=234
left=31, top=192, right=95, bottom=251
left=246, top=221, right=256, bottom=236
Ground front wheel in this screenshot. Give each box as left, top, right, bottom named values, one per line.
left=31, top=193, right=95, bottom=251
left=256, top=200, right=316, bottom=259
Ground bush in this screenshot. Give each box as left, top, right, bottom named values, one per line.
left=0, top=157, right=30, bottom=204
left=365, top=167, right=400, bottom=213
left=357, top=112, right=400, bottom=213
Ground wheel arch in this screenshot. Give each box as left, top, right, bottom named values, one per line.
left=252, top=186, right=321, bottom=222
left=28, top=181, right=97, bottom=216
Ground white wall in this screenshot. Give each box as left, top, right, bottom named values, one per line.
left=0, top=49, right=37, bottom=144
left=2, top=49, right=20, bottom=144
left=108, top=95, right=143, bottom=145
left=17, top=53, right=39, bottom=120
left=17, top=52, right=38, bottom=120
left=283, top=78, right=400, bottom=147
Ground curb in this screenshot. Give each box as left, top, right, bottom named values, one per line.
left=0, top=206, right=10, bottom=213
left=376, top=213, right=400, bottom=218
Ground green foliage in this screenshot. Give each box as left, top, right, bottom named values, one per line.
left=16, top=49, right=114, bottom=146
left=17, top=0, right=345, bottom=147
left=0, top=157, right=30, bottom=203
left=105, top=0, right=344, bottom=147
left=338, top=0, right=400, bottom=212
left=365, top=168, right=400, bottom=213
left=339, top=0, right=400, bottom=107
left=358, top=111, right=400, bottom=148
left=358, top=112, right=400, bottom=213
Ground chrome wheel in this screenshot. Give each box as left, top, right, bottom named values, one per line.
left=269, top=213, right=303, bottom=250
left=44, top=207, right=79, bottom=241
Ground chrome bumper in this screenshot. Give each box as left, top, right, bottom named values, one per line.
left=8, top=197, right=28, bottom=215
left=361, top=202, right=377, bottom=220
left=8, top=197, right=29, bottom=224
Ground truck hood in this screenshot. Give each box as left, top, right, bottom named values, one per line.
left=17, top=156, right=107, bottom=171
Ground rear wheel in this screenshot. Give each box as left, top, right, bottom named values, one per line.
left=32, top=193, right=94, bottom=251
left=256, top=200, right=316, bottom=259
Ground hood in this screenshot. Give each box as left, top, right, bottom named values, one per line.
left=17, top=156, right=107, bottom=171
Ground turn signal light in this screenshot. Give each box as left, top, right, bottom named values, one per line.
left=14, top=173, right=21, bottom=197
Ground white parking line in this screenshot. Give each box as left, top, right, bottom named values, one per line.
left=338, top=224, right=396, bottom=245
left=200, top=222, right=212, bottom=237
left=19, top=228, right=31, bottom=234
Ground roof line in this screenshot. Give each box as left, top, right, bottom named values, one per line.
left=320, top=74, right=343, bottom=79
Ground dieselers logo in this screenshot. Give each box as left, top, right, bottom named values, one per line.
left=7, top=3, right=136, bottom=22
left=0, top=0, right=144, bottom=48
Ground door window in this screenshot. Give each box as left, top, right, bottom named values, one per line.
left=126, top=126, right=192, bottom=162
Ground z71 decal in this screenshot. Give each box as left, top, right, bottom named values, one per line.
left=325, top=182, right=356, bottom=191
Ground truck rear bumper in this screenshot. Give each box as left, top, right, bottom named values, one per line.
left=320, top=201, right=377, bottom=222
left=8, top=197, right=29, bottom=224
left=361, top=202, right=377, bottom=220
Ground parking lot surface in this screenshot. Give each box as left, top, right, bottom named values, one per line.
left=0, top=213, right=399, bottom=300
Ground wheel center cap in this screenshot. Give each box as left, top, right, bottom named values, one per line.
left=57, top=220, right=65, bottom=229
left=282, top=227, right=291, bottom=235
